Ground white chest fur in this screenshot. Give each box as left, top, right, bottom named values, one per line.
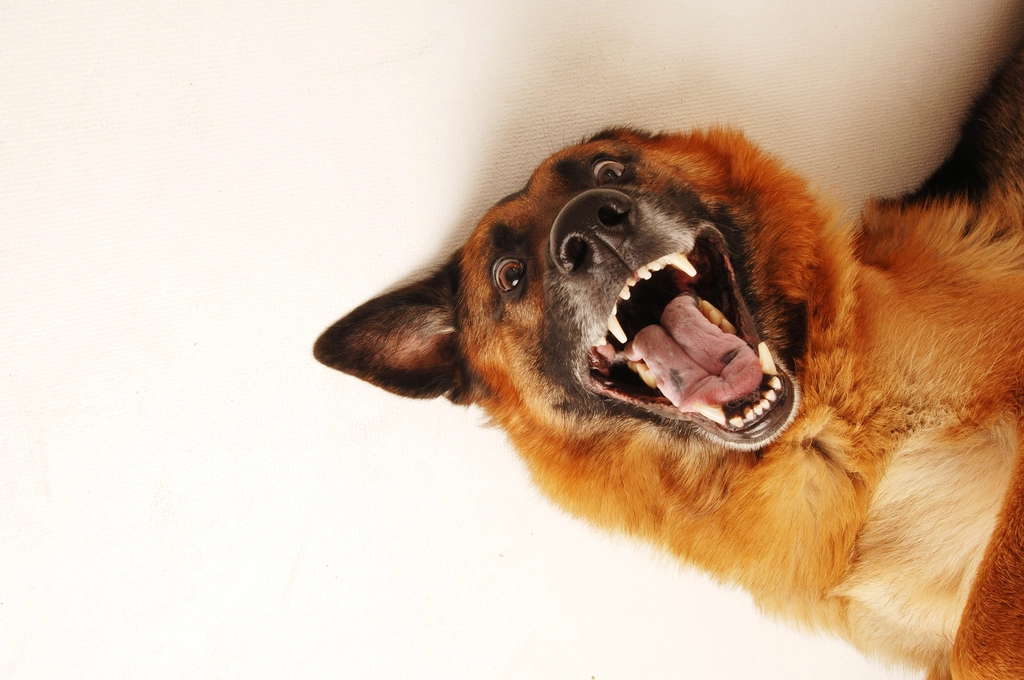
left=835, top=421, right=1017, bottom=668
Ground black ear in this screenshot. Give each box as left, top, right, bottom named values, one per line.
left=313, top=260, right=469, bottom=401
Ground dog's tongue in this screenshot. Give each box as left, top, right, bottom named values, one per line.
left=624, top=294, right=762, bottom=412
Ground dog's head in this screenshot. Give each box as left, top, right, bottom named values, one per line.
left=315, top=128, right=826, bottom=452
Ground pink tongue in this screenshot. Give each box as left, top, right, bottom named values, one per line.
left=624, top=295, right=762, bottom=412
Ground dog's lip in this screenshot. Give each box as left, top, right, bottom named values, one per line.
left=586, top=355, right=795, bottom=441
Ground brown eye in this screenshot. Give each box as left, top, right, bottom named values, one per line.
left=493, top=258, right=525, bottom=292
left=593, top=159, right=625, bottom=184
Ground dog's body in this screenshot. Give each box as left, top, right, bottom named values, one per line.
left=316, top=46, right=1024, bottom=679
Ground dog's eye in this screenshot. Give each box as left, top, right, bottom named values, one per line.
left=593, top=159, right=625, bottom=184
left=493, top=258, right=525, bottom=292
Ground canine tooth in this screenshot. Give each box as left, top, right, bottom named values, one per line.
left=637, top=265, right=652, bottom=280
left=692, top=403, right=727, bottom=426
left=608, top=312, right=628, bottom=344
left=665, top=252, right=698, bottom=277
left=636, top=362, right=658, bottom=389
left=626, top=360, right=639, bottom=373
left=757, top=342, right=777, bottom=376
left=719, top=318, right=736, bottom=335
left=729, top=416, right=744, bottom=429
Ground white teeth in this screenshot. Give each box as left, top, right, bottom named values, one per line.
left=611, top=251, right=700, bottom=318
left=627, top=360, right=659, bottom=390
left=757, top=342, right=777, bottom=376
left=608, top=310, right=628, bottom=344
left=728, top=416, right=744, bottom=429
left=664, top=252, right=698, bottom=277
left=697, top=299, right=736, bottom=335
left=768, top=376, right=781, bottom=390
left=764, top=388, right=777, bottom=403
left=698, top=299, right=724, bottom=325
left=692, top=403, right=727, bottom=426
left=635, top=362, right=658, bottom=389
left=607, top=251, right=742, bottom=344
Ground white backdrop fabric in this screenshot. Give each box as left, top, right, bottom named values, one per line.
left=3, top=2, right=1023, bottom=678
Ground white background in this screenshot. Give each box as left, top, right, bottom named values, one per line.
left=3, top=2, right=1022, bottom=678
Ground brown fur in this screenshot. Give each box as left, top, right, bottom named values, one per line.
left=315, top=50, right=1024, bottom=678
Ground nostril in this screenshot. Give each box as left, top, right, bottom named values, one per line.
left=560, top=235, right=589, bottom=272
left=597, top=202, right=630, bottom=229
left=549, top=189, right=633, bottom=274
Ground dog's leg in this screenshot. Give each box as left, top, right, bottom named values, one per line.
left=908, top=42, right=1024, bottom=206
left=949, top=430, right=1024, bottom=680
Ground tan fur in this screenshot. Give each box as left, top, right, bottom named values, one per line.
left=317, top=59, right=1024, bottom=679
left=462, top=131, right=1024, bottom=675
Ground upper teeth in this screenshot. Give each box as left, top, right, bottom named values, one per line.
left=611, top=252, right=738, bottom=339
left=607, top=305, right=628, bottom=344
left=617, top=252, right=696, bottom=301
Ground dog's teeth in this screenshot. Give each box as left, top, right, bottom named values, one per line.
left=768, top=376, right=782, bottom=390
left=636, top=362, right=658, bottom=389
left=764, top=388, right=778, bottom=403
left=757, top=342, right=777, bottom=376
left=728, top=415, right=744, bottom=429
left=719, top=318, right=736, bottom=335
left=619, top=284, right=631, bottom=300
left=692, top=403, right=727, bottom=426
left=637, top=265, right=652, bottom=280
left=648, top=259, right=665, bottom=272
left=698, top=299, right=725, bottom=326
left=758, top=398, right=771, bottom=412
left=743, top=406, right=755, bottom=422
left=665, top=252, right=698, bottom=277
left=608, top=311, right=628, bottom=344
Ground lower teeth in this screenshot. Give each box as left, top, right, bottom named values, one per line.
left=623, top=356, right=782, bottom=430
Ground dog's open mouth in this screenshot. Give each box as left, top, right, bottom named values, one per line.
left=587, top=236, right=793, bottom=439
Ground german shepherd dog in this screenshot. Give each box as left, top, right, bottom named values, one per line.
left=315, top=45, right=1024, bottom=679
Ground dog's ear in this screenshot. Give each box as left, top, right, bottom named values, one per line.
left=313, top=259, right=470, bottom=401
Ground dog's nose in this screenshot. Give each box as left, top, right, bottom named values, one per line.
left=549, top=188, right=634, bottom=274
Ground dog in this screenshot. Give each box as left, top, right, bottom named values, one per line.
left=314, top=45, right=1024, bottom=679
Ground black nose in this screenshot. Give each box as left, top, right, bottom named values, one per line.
left=549, top=188, right=634, bottom=274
